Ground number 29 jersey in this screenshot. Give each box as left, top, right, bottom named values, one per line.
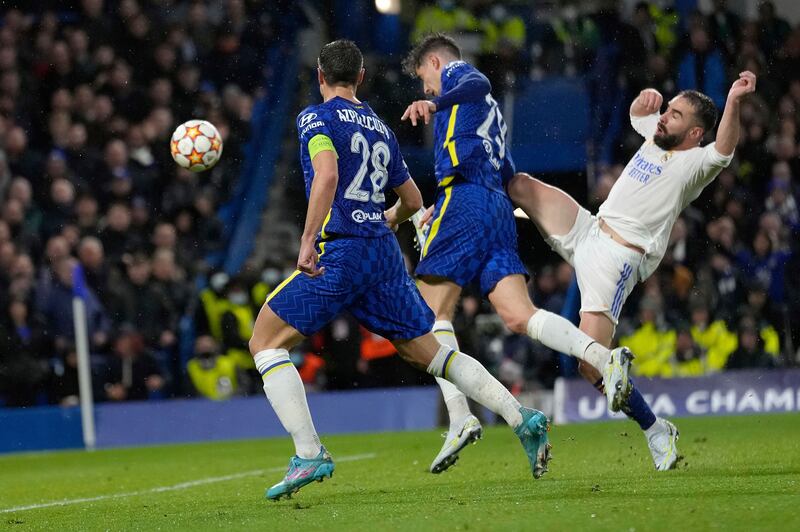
left=297, top=96, right=411, bottom=239
left=433, top=61, right=515, bottom=193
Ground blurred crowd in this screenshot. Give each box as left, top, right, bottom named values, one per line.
left=0, top=0, right=278, bottom=406
left=2, top=0, right=799, bottom=408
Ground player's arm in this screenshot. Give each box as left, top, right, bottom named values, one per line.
left=298, top=142, right=338, bottom=277
left=384, top=178, right=423, bottom=231
left=630, top=88, right=663, bottom=117
left=402, top=69, right=491, bottom=126
left=714, top=71, right=756, bottom=156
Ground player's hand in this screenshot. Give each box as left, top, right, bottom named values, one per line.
left=297, top=237, right=325, bottom=278
left=638, top=89, right=663, bottom=114
left=418, top=205, right=434, bottom=227
left=728, top=71, right=756, bottom=101
left=401, top=100, right=437, bottom=126
left=384, top=205, right=400, bottom=232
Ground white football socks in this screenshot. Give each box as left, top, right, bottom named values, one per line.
left=427, top=345, right=523, bottom=428
left=432, top=320, right=472, bottom=429
left=526, top=309, right=610, bottom=370
left=254, top=348, right=322, bottom=459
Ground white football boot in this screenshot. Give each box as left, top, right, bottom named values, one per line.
left=430, top=415, right=483, bottom=473
left=646, top=417, right=680, bottom=471
left=603, top=347, right=634, bottom=412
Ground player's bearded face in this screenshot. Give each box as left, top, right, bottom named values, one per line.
left=654, top=97, right=701, bottom=150
left=653, top=121, right=686, bottom=150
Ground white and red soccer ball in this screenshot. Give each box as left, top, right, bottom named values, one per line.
left=170, top=119, right=223, bottom=172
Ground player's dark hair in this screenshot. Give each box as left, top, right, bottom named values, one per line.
left=678, top=90, right=718, bottom=132
left=402, top=32, right=462, bottom=77
left=318, top=40, right=363, bottom=87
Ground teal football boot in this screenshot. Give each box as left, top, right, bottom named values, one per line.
left=266, top=446, right=335, bottom=501
left=514, top=407, right=552, bottom=479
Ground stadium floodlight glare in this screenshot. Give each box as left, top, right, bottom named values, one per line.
left=375, top=0, right=400, bottom=15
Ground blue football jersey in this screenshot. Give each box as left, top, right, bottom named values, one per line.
left=433, top=61, right=515, bottom=192
left=297, top=97, right=411, bottom=238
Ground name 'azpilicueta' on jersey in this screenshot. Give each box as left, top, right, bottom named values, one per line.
left=336, top=109, right=390, bottom=138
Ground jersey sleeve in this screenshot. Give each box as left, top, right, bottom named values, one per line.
left=387, top=134, right=411, bottom=189
left=685, top=142, right=734, bottom=191
left=433, top=62, right=491, bottom=110
left=297, top=108, right=336, bottom=160
left=630, top=113, right=659, bottom=139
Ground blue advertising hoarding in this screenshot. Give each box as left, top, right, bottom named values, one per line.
left=554, top=369, right=800, bottom=424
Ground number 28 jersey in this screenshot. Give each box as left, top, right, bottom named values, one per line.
left=297, top=97, right=411, bottom=238
left=433, top=61, right=515, bottom=193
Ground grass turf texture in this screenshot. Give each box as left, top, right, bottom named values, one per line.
left=1, top=413, right=798, bottom=531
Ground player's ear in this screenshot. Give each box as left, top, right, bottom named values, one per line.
left=430, top=54, right=440, bottom=70
left=356, top=68, right=365, bottom=87
left=317, top=68, right=325, bottom=86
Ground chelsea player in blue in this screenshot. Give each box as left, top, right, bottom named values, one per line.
left=250, top=40, right=551, bottom=502
left=401, top=34, right=634, bottom=473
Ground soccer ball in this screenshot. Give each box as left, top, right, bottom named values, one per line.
left=170, top=119, right=223, bottom=172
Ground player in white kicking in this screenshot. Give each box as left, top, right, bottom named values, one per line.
left=504, top=71, right=756, bottom=470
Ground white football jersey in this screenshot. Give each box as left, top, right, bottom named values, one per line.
left=598, top=112, right=733, bottom=280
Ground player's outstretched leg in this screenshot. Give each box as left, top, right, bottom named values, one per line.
left=588, top=369, right=679, bottom=470
left=395, top=333, right=551, bottom=479
left=578, top=312, right=679, bottom=470
left=489, top=275, right=633, bottom=411
left=431, top=320, right=482, bottom=474
left=250, top=307, right=334, bottom=500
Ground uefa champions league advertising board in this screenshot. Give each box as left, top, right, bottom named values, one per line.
left=554, top=369, right=800, bottom=424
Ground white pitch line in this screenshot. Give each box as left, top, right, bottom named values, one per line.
left=0, top=452, right=376, bottom=514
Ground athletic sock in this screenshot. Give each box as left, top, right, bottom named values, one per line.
left=621, top=380, right=657, bottom=431
left=427, top=345, right=523, bottom=428
left=254, top=349, right=322, bottom=459
left=432, top=320, right=472, bottom=429
left=526, top=310, right=610, bottom=370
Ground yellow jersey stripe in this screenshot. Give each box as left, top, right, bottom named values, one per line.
left=447, top=142, right=459, bottom=166
left=443, top=105, right=459, bottom=147
left=422, top=185, right=453, bottom=258
left=266, top=270, right=301, bottom=303
left=438, top=175, right=455, bottom=187
left=443, top=105, right=459, bottom=167
left=320, top=209, right=332, bottom=240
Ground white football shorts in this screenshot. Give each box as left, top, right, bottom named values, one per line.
left=545, top=207, right=643, bottom=325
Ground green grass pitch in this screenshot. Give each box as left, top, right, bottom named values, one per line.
left=1, top=413, right=798, bottom=531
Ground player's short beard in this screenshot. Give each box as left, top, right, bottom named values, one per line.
left=653, top=128, right=684, bottom=150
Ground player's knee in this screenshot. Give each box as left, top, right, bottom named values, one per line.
left=395, top=347, right=425, bottom=370
left=248, top=336, right=263, bottom=357
left=249, top=332, right=276, bottom=356
left=503, top=314, right=530, bottom=335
